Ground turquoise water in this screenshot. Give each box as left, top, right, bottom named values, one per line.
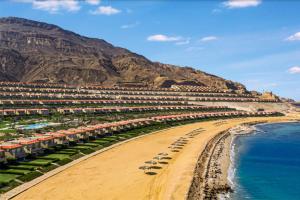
left=20, top=123, right=49, bottom=130
left=232, top=123, right=300, bottom=200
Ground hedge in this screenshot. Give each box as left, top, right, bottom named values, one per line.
left=80, top=148, right=95, bottom=154
left=40, top=164, right=58, bottom=173
left=8, top=165, right=37, bottom=171
left=0, top=169, right=31, bottom=175
left=20, top=159, right=53, bottom=166
left=41, top=154, right=70, bottom=161
left=0, top=180, right=21, bottom=193
left=56, top=158, right=73, bottom=166
left=18, top=171, right=43, bottom=182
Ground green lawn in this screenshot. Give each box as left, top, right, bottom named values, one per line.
left=0, top=169, right=31, bottom=175
left=8, top=165, right=37, bottom=170
left=41, top=154, right=70, bottom=161
left=55, top=151, right=78, bottom=155
left=90, top=140, right=110, bottom=146
left=78, top=143, right=99, bottom=147
left=0, top=129, right=15, bottom=133
left=69, top=146, right=92, bottom=150
left=20, top=159, right=53, bottom=166
left=98, top=138, right=118, bottom=142
left=58, top=149, right=77, bottom=152
left=0, top=174, right=19, bottom=184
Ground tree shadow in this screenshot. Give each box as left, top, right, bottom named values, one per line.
left=176, top=141, right=188, bottom=144
left=171, top=150, right=180, bottom=152
left=145, top=172, right=157, bottom=175
left=139, top=166, right=150, bottom=170
left=159, top=161, right=168, bottom=164
left=151, top=166, right=162, bottom=169
left=174, top=146, right=183, bottom=149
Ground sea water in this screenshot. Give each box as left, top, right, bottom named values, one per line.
left=231, top=122, right=300, bottom=200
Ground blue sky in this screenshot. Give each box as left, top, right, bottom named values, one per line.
left=0, top=0, right=300, bottom=100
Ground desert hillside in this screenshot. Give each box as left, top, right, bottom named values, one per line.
left=0, top=17, right=246, bottom=92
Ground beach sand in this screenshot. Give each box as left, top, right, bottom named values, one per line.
left=10, top=115, right=299, bottom=200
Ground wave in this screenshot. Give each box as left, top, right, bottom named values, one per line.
left=228, top=138, right=236, bottom=188
left=226, top=125, right=261, bottom=199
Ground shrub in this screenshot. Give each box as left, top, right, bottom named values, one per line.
left=18, top=171, right=43, bottom=182
left=8, top=165, right=37, bottom=171
left=36, top=157, right=59, bottom=161
left=81, top=148, right=95, bottom=154
left=70, top=154, right=83, bottom=160
left=40, top=164, right=58, bottom=173
left=56, top=158, right=72, bottom=166
left=80, top=143, right=98, bottom=147
left=0, top=180, right=21, bottom=193
left=93, top=145, right=104, bottom=151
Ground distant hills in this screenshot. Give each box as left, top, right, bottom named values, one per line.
left=0, top=17, right=246, bottom=92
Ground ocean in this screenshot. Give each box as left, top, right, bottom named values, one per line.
left=231, top=122, right=300, bottom=200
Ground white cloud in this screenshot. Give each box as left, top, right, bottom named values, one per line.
left=147, top=34, right=182, bottom=42
left=200, top=36, right=218, bottom=42
left=14, top=0, right=80, bottom=13
left=90, top=6, right=121, bottom=15
left=286, top=32, right=300, bottom=41
left=86, top=0, right=100, bottom=5
left=223, top=0, right=261, bottom=9
left=121, top=22, right=139, bottom=29
left=288, top=66, right=300, bottom=74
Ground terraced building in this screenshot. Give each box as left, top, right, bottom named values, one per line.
left=0, top=81, right=285, bottom=193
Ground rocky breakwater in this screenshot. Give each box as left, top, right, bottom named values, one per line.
left=187, top=123, right=261, bottom=200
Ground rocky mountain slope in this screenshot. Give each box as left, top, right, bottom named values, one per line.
left=0, top=17, right=246, bottom=92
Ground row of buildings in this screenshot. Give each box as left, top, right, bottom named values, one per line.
left=0, top=111, right=278, bottom=162
left=0, top=85, right=253, bottom=98
left=0, top=99, right=187, bottom=106
left=0, top=105, right=229, bottom=117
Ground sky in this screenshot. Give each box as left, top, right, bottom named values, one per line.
left=0, top=0, right=300, bottom=100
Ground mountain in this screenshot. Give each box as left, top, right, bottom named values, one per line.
left=0, top=17, right=246, bottom=92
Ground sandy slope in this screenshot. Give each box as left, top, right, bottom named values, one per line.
left=12, top=116, right=299, bottom=200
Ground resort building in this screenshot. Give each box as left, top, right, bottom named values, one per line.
left=0, top=142, right=26, bottom=160
left=14, top=138, right=42, bottom=156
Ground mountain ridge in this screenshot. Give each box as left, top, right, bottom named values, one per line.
left=0, top=17, right=246, bottom=92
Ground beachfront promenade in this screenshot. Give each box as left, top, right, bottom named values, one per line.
left=7, top=115, right=299, bottom=200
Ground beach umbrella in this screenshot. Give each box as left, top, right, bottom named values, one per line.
left=139, top=165, right=151, bottom=173
left=145, top=160, right=157, bottom=165
left=153, top=156, right=161, bottom=160
left=158, top=152, right=168, bottom=156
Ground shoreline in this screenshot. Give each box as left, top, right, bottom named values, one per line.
left=5, top=116, right=300, bottom=200
left=187, top=118, right=300, bottom=200
left=225, top=120, right=300, bottom=199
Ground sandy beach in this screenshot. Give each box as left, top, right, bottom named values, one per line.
left=7, top=115, right=300, bottom=200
